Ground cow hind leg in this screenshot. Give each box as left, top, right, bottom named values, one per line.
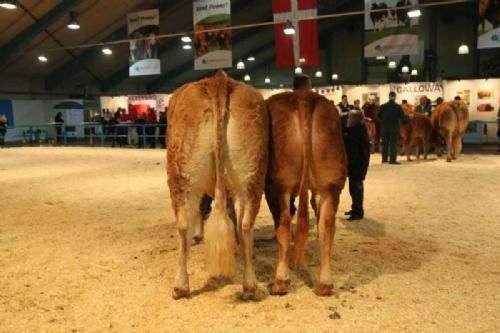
left=237, top=196, right=259, bottom=300
left=271, top=192, right=292, bottom=296
left=315, top=191, right=339, bottom=297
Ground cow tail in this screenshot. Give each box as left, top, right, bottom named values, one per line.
left=293, top=95, right=313, bottom=267
left=205, top=76, right=236, bottom=278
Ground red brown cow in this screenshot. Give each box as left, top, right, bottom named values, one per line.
left=432, top=101, right=469, bottom=162
left=400, top=113, right=435, bottom=161
left=265, top=91, right=347, bottom=297
left=167, top=72, right=268, bottom=300
left=362, top=102, right=382, bottom=152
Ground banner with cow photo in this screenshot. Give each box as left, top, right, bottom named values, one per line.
left=128, top=9, right=161, bottom=77
left=364, top=0, right=420, bottom=58
left=193, top=0, right=232, bottom=70
left=478, top=0, right=500, bottom=49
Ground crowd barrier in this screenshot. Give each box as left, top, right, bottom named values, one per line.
left=4, top=123, right=167, bottom=148
left=2, top=121, right=498, bottom=147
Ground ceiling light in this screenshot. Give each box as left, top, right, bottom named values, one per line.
left=411, top=69, right=418, bottom=76
left=315, top=70, right=323, bottom=78
left=0, top=0, right=16, bottom=9
left=244, top=74, right=250, bottom=81
left=332, top=73, right=339, bottom=80
left=295, top=67, right=303, bottom=74
left=401, top=66, right=409, bottom=73
left=247, top=55, right=255, bottom=61
left=181, top=36, right=191, bottom=43
left=67, top=12, right=80, bottom=30
left=183, top=44, right=192, bottom=50
left=458, top=44, right=469, bottom=55
left=388, top=61, right=397, bottom=69
left=236, top=60, right=245, bottom=70
left=102, top=47, right=112, bottom=55
left=407, top=9, right=421, bottom=18
left=265, top=77, right=271, bottom=84
left=283, top=21, right=295, bottom=35
left=376, top=56, right=386, bottom=60
left=38, top=55, right=48, bottom=62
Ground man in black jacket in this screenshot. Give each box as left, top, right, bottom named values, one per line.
left=378, top=91, right=406, bottom=164
left=344, top=110, right=371, bottom=221
left=338, top=94, right=352, bottom=129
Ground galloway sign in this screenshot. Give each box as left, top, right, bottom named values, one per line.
left=390, top=82, right=444, bottom=104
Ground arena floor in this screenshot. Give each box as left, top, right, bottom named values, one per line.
left=1, top=147, right=499, bottom=333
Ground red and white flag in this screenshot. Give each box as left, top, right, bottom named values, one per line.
left=273, top=0, right=319, bottom=68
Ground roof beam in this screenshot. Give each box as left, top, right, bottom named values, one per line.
left=44, top=0, right=178, bottom=91
left=0, top=0, right=81, bottom=70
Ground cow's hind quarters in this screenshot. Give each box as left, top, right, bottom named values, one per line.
left=315, top=283, right=334, bottom=297
left=270, top=279, right=290, bottom=296
left=172, top=287, right=190, bottom=300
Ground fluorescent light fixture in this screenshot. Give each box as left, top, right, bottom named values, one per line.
left=0, top=0, right=16, bottom=9
left=411, top=69, right=418, bottom=76
left=284, top=21, right=295, bottom=35
left=236, top=60, right=245, bottom=70
left=247, top=55, right=255, bottom=61
left=332, top=73, right=339, bottom=80
left=67, top=12, right=80, bottom=30
left=401, top=66, right=409, bottom=73
left=315, top=70, right=323, bottom=78
left=38, top=55, right=48, bottom=62
left=181, top=36, right=191, bottom=43
left=458, top=44, right=469, bottom=55
left=183, top=44, right=192, bottom=50
left=407, top=9, right=421, bottom=18
left=376, top=56, right=386, bottom=60
left=388, top=61, right=397, bottom=69
left=244, top=74, right=250, bottom=81
left=265, top=77, right=271, bottom=84
left=102, top=47, right=112, bottom=55
left=295, top=67, right=303, bottom=75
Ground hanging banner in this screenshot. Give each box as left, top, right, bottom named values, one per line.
left=364, top=0, right=420, bottom=58
left=193, top=0, right=232, bottom=70
left=390, top=82, right=444, bottom=105
left=478, top=1, right=500, bottom=49
left=128, top=9, right=161, bottom=76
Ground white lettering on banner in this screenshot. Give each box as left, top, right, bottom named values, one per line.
left=273, top=0, right=316, bottom=66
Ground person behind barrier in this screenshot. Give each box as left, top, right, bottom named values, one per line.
left=118, top=108, right=129, bottom=147
left=134, top=112, right=146, bottom=148
left=344, top=110, right=371, bottom=221
left=379, top=91, right=407, bottom=164
left=146, top=107, right=157, bottom=148
left=54, top=112, right=64, bottom=144
left=0, top=114, right=8, bottom=148
left=158, top=109, right=167, bottom=149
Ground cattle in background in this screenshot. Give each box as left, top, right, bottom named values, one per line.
left=400, top=112, right=436, bottom=161
left=167, top=72, right=268, bottom=300
left=396, top=0, right=412, bottom=27
left=265, top=91, right=347, bottom=297
left=362, top=102, right=382, bottom=152
left=370, top=2, right=393, bottom=31
left=431, top=101, right=469, bottom=162
left=479, top=0, right=500, bottom=33
left=364, top=118, right=377, bottom=153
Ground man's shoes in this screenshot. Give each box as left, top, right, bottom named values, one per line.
left=347, top=215, right=363, bottom=221
left=382, top=160, right=388, bottom=163
left=344, top=210, right=352, bottom=216
left=389, top=161, right=401, bottom=165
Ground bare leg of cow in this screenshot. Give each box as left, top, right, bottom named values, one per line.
left=239, top=198, right=258, bottom=300
left=406, top=143, right=412, bottom=161
left=446, top=133, right=453, bottom=162
left=271, top=193, right=291, bottom=296
left=292, top=187, right=309, bottom=270
left=264, top=184, right=282, bottom=232
left=315, top=194, right=337, bottom=297
left=173, top=206, right=192, bottom=299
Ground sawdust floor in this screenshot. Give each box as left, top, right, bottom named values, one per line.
left=1, top=147, right=499, bottom=333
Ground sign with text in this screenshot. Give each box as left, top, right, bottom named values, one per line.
left=478, top=1, right=500, bottom=49
left=128, top=9, right=161, bottom=76
left=193, top=0, right=232, bottom=70
left=390, top=82, right=444, bottom=105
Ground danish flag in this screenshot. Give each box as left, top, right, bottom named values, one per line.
left=273, top=0, right=319, bottom=68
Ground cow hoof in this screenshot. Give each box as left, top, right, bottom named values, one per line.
left=270, top=280, right=290, bottom=296
left=452, top=156, right=457, bottom=160
left=315, top=283, right=334, bottom=297
left=240, top=286, right=257, bottom=301
left=192, top=235, right=203, bottom=245
left=446, top=157, right=452, bottom=162
left=172, top=287, right=190, bottom=300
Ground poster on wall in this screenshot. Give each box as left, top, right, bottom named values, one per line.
left=364, top=0, right=420, bottom=58
left=391, top=82, right=444, bottom=105
left=477, top=88, right=496, bottom=112
left=128, top=9, right=161, bottom=77
left=456, top=89, right=470, bottom=106
left=362, top=92, right=381, bottom=106
left=193, top=0, right=232, bottom=70
left=478, top=1, right=500, bottom=49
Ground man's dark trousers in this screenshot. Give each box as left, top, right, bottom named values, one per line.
left=382, top=129, right=399, bottom=163
left=349, top=178, right=364, bottom=217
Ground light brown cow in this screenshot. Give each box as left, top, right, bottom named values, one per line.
left=167, top=72, right=268, bottom=300
left=400, top=112, right=435, bottom=161
left=265, top=91, right=347, bottom=297
left=431, top=101, right=469, bottom=162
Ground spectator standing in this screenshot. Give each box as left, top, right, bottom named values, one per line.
left=158, top=110, right=167, bottom=149
left=146, top=107, right=157, bottom=148
left=353, top=99, right=361, bottom=111
left=54, top=112, right=64, bottom=144
left=344, top=110, right=371, bottom=221
left=416, top=96, right=431, bottom=116
left=134, top=113, right=146, bottom=148
left=338, top=95, right=352, bottom=129
left=0, top=114, right=8, bottom=148
left=378, top=91, right=407, bottom=164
